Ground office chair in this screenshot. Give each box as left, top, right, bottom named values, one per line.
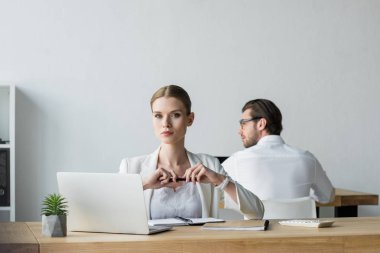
left=216, top=156, right=228, bottom=164
left=262, top=197, right=317, bottom=219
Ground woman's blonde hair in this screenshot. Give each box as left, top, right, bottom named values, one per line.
left=150, top=85, right=192, bottom=115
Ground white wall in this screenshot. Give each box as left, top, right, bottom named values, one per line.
left=0, top=0, right=379, bottom=221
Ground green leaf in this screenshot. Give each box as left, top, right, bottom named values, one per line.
left=41, top=193, right=68, bottom=216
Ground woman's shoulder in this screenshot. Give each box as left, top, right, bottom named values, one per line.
left=187, top=150, right=213, bottom=160
left=119, top=153, right=154, bottom=173
left=187, top=151, right=221, bottom=167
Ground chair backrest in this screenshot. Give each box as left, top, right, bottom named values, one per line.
left=262, top=197, right=316, bottom=219
left=216, top=156, right=228, bottom=164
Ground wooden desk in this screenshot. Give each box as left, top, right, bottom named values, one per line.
left=317, top=188, right=379, bottom=217
left=0, top=222, right=39, bottom=253
left=17, top=217, right=380, bottom=253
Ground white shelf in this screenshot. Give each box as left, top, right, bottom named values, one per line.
left=0, top=84, right=15, bottom=221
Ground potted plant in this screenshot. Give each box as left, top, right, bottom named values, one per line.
left=41, top=193, right=68, bottom=237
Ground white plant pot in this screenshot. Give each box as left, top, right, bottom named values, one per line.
left=42, top=215, right=67, bottom=237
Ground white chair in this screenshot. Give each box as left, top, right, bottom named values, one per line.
left=262, top=197, right=317, bottom=219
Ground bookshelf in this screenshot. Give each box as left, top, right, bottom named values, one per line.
left=0, top=85, right=15, bottom=221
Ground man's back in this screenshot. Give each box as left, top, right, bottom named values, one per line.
left=222, top=135, right=334, bottom=203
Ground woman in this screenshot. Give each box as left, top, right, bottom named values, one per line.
left=119, top=85, right=264, bottom=220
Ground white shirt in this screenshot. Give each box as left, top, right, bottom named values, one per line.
left=222, top=135, right=334, bottom=203
left=150, top=182, right=202, bottom=219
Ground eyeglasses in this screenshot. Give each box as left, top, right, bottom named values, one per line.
left=239, top=117, right=262, bottom=127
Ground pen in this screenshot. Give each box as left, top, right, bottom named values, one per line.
left=175, top=216, right=193, bottom=224
left=169, top=177, right=186, bottom=182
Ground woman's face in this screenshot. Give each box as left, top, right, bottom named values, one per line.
left=151, top=97, right=194, bottom=145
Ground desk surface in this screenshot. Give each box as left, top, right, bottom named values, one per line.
left=317, top=188, right=379, bottom=207
left=20, top=217, right=380, bottom=253
left=0, top=222, right=39, bottom=253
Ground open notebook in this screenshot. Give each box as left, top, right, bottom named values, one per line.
left=149, top=217, right=224, bottom=226
left=57, top=172, right=171, bottom=235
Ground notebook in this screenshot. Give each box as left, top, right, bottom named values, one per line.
left=57, top=172, right=172, bottom=235
left=149, top=217, right=224, bottom=226
left=202, top=219, right=269, bottom=231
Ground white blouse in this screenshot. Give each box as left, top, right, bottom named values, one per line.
left=150, top=182, right=202, bottom=219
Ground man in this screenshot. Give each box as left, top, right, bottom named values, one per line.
left=222, top=99, right=334, bottom=203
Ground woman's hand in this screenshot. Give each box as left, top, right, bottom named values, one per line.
left=183, top=163, right=238, bottom=203
left=142, top=163, right=228, bottom=191
left=142, top=167, right=181, bottom=190
left=183, top=163, right=225, bottom=186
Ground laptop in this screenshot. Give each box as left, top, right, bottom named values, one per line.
left=57, top=172, right=171, bottom=235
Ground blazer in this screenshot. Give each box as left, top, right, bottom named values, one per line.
left=119, top=147, right=264, bottom=220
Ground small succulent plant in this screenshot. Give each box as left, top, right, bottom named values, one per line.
left=41, top=193, right=68, bottom=216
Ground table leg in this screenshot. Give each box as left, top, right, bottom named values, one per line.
left=335, top=206, right=358, bottom=217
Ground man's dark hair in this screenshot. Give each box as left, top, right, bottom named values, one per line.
left=242, top=99, right=283, bottom=135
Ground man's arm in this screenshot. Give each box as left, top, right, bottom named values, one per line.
left=312, top=158, right=335, bottom=203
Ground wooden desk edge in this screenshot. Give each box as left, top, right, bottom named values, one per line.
left=24, top=218, right=380, bottom=253
left=218, top=187, right=379, bottom=208
left=0, top=222, right=39, bottom=253
left=317, top=188, right=379, bottom=207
